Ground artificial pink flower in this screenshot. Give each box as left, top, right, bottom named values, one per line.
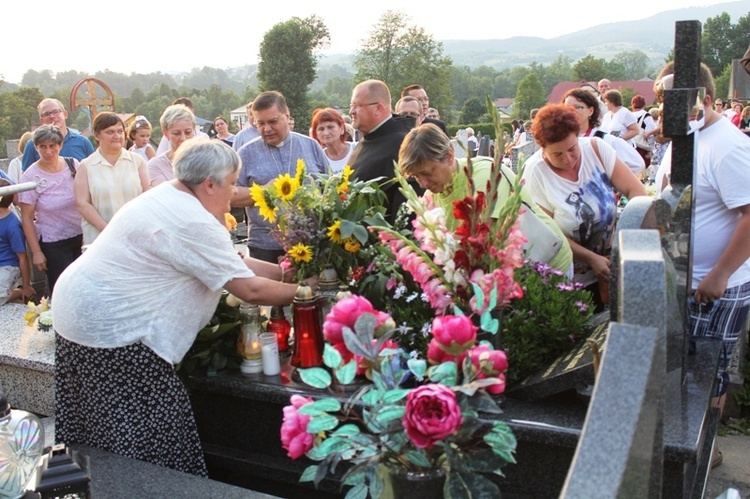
left=467, top=344, right=509, bottom=394
left=431, top=315, right=477, bottom=355
left=403, top=384, right=462, bottom=449
left=280, top=395, right=314, bottom=459
left=323, top=295, right=381, bottom=345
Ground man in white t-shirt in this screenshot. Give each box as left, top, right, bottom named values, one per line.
left=656, top=63, right=750, bottom=465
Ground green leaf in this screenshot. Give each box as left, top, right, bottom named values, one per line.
left=299, top=367, right=332, bottom=389
left=484, top=424, right=518, bottom=464
left=299, top=464, right=319, bottom=482
left=353, top=314, right=377, bottom=344
left=323, top=343, right=343, bottom=369
left=458, top=377, right=502, bottom=396
left=315, top=436, right=351, bottom=455
left=480, top=310, right=499, bottom=334
left=298, top=398, right=341, bottom=416
left=336, top=359, right=357, bottom=385
left=306, top=414, right=340, bottom=434
left=467, top=390, right=503, bottom=415
left=428, top=361, right=458, bottom=386
left=343, top=327, right=372, bottom=361
left=408, top=358, right=427, bottom=380
left=331, top=424, right=361, bottom=437
left=339, top=219, right=359, bottom=239
left=373, top=405, right=405, bottom=424
left=404, top=450, right=432, bottom=468
left=361, top=389, right=382, bottom=406
left=345, top=483, right=368, bottom=499
left=368, top=468, right=383, bottom=499
left=381, top=389, right=410, bottom=404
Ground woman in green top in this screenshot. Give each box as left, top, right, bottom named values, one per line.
left=398, top=123, right=573, bottom=274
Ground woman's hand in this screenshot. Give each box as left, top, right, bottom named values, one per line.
left=589, top=253, right=611, bottom=279
left=31, top=251, right=47, bottom=272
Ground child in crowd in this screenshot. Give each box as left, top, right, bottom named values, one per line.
left=128, top=116, right=156, bottom=162
left=0, top=179, right=34, bottom=304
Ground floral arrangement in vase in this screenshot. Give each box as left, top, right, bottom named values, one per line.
left=249, top=160, right=387, bottom=281
left=281, top=295, right=517, bottom=498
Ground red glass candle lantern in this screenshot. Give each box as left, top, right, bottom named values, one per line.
left=267, top=306, right=292, bottom=354
left=290, top=286, right=324, bottom=368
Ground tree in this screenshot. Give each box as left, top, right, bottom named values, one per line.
left=573, top=55, right=608, bottom=81
left=702, top=13, right=735, bottom=77
left=514, top=73, right=547, bottom=119
left=353, top=11, right=453, bottom=115
left=459, top=97, right=486, bottom=124
left=0, top=87, right=44, bottom=151
left=611, top=50, right=650, bottom=80
left=257, top=15, right=330, bottom=132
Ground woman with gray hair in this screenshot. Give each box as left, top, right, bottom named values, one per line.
left=18, top=125, right=83, bottom=295
left=148, top=104, right=196, bottom=186
left=52, top=139, right=305, bottom=476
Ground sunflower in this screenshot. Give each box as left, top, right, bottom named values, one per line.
left=344, top=238, right=361, bottom=253
left=250, top=184, right=276, bottom=222
left=295, top=159, right=306, bottom=184
left=288, top=243, right=313, bottom=263
left=273, top=174, right=300, bottom=202
left=337, top=165, right=353, bottom=195
left=327, top=220, right=343, bottom=244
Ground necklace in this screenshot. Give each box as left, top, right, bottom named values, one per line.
left=268, top=134, right=295, bottom=176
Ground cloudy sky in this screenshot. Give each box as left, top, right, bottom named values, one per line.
left=0, top=0, right=737, bottom=84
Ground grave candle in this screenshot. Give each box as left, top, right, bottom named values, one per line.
left=260, top=333, right=281, bottom=376
left=290, top=285, right=324, bottom=368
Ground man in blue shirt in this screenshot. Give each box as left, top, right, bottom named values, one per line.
left=21, top=99, right=94, bottom=171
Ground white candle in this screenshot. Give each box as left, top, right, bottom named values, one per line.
left=261, top=333, right=281, bottom=376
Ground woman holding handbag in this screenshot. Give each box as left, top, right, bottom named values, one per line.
left=522, top=104, right=647, bottom=310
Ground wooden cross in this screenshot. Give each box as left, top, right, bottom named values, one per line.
left=69, top=78, right=115, bottom=122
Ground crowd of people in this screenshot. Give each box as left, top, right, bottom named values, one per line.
left=1, top=61, right=748, bottom=475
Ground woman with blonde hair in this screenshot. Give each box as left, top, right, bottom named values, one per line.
left=7, top=132, right=33, bottom=183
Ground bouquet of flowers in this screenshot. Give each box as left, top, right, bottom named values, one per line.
left=25, top=298, right=52, bottom=332
left=250, top=161, right=387, bottom=281
left=371, top=160, right=527, bottom=336
left=281, top=295, right=516, bottom=498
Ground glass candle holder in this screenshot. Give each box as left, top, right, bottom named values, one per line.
left=238, top=302, right=263, bottom=374
left=260, top=333, right=281, bottom=376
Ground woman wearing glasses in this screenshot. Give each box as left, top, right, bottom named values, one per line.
left=18, top=125, right=84, bottom=295
left=75, top=112, right=150, bottom=245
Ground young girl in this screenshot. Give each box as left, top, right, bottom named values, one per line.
left=128, top=116, right=156, bottom=161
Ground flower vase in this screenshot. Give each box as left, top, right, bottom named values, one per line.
left=390, top=468, right=446, bottom=499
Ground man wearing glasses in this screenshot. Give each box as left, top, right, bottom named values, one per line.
left=21, top=99, right=94, bottom=172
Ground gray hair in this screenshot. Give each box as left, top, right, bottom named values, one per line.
left=173, top=138, right=240, bottom=187
left=33, top=125, right=64, bottom=146
left=160, top=104, right=196, bottom=132
left=37, top=98, right=66, bottom=115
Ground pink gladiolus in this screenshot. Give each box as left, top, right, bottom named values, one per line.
left=431, top=315, right=477, bottom=355
left=403, top=384, right=462, bottom=449
left=280, top=395, right=315, bottom=459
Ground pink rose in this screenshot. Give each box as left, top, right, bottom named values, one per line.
left=431, top=315, right=477, bottom=355
left=403, top=384, right=462, bottom=449
left=280, top=395, right=314, bottom=459
left=467, top=344, right=509, bottom=394
left=323, top=295, right=391, bottom=346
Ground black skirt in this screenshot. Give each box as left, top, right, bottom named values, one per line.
left=55, top=334, right=208, bottom=476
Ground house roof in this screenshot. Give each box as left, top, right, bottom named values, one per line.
left=494, top=98, right=514, bottom=108
left=547, top=80, right=658, bottom=107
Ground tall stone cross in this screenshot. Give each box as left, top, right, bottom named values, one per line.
left=660, top=20, right=704, bottom=381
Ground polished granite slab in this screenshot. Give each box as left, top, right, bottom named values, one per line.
left=186, top=335, right=722, bottom=498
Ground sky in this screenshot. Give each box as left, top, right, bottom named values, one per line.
left=0, top=0, right=738, bottom=84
